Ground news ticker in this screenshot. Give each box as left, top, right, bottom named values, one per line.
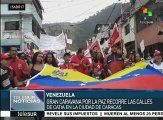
left=1, top=111, right=163, bottom=117
left=1, top=90, right=163, bottom=117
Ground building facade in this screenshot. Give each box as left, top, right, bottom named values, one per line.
left=121, top=12, right=136, bottom=51
left=135, top=0, right=163, bottom=55
left=1, top=0, right=43, bottom=53
left=122, top=0, right=163, bottom=55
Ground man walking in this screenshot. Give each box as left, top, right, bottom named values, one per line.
left=9, top=47, right=30, bottom=81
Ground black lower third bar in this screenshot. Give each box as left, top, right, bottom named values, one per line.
left=11, top=111, right=44, bottom=117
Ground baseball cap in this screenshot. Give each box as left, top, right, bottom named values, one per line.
left=153, top=50, right=161, bottom=56
left=0, top=54, right=10, bottom=60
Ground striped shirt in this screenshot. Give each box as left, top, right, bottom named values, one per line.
left=0, top=67, right=15, bottom=90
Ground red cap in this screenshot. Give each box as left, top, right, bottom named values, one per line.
left=153, top=50, right=161, bottom=56
left=0, top=54, right=10, bottom=59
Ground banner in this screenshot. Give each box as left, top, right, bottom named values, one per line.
left=65, top=33, right=72, bottom=45
left=39, top=33, right=66, bottom=51
left=24, top=32, right=39, bottom=47
left=67, top=39, right=72, bottom=44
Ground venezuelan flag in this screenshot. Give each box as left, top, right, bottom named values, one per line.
left=23, top=62, right=163, bottom=90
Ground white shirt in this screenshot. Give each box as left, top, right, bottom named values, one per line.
left=151, top=62, right=163, bottom=73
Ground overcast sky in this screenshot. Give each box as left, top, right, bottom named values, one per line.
left=40, top=0, right=129, bottom=23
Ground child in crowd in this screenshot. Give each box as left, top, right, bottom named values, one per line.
left=90, top=65, right=104, bottom=80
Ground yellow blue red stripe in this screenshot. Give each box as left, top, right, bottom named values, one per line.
left=23, top=62, right=163, bottom=90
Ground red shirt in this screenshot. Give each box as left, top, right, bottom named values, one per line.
left=10, top=58, right=29, bottom=81
left=83, top=57, right=90, bottom=75
left=107, top=53, right=124, bottom=74
left=71, top=55, right=90, bottom=74
left=93, top=62, right=103, bottom=71
left=60, top=63, right=74, bottom=69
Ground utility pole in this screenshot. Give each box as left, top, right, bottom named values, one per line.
left=134, top=15, right=138, bottom=53
left=20, top=12, right=23, bottom=51
left=120, top=1, right=123, bottom=54
left=129, top=0, right=138, bottom=53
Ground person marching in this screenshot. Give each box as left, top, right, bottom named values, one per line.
left=106, top=44, right=125, bottom=74
left=71, top=48, right=91, bottom=74
left=60, top=53, right=74, bottom=70
left=150, top=50, right=163, bottom=73
left=9, top=47, right=30, bottom=81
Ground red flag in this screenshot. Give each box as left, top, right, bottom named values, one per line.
left=90, top=40, right=104, bottom=58
left=109, top=23, right=121, bottom=46
left=83, top=41, right=92, bottom=63
left=84, top=41, right=89, bottom=51
left=24, top=43, right=33, bottom=56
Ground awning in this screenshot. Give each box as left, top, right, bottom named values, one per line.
left=136, top=22, right=163, bottom=47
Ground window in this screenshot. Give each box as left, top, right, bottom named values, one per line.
left=125, top=24, right=130, bottom=35
left=37, top=27, right=40, bottom=38
left=5, top=21, right=19, bottom=30
left=159, top=10, right=163, bottom=21
left=32, top=20, right=36, bottom=34
left=32, top=20, right=40, bottom=38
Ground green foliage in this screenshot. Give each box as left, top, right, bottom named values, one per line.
left=43, top=3, right=129, bottom=50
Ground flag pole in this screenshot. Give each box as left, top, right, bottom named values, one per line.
left=120, top=1, right=123, bottom=54
left=98, top=40, right=105, bottom=58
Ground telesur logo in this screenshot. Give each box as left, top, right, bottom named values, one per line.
left=141, top=6, right=153, bottom=20
left=140, top=6, right=153, bottom=24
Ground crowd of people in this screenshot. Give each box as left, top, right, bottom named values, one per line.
left=1, top=45, right=163, bottom=90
